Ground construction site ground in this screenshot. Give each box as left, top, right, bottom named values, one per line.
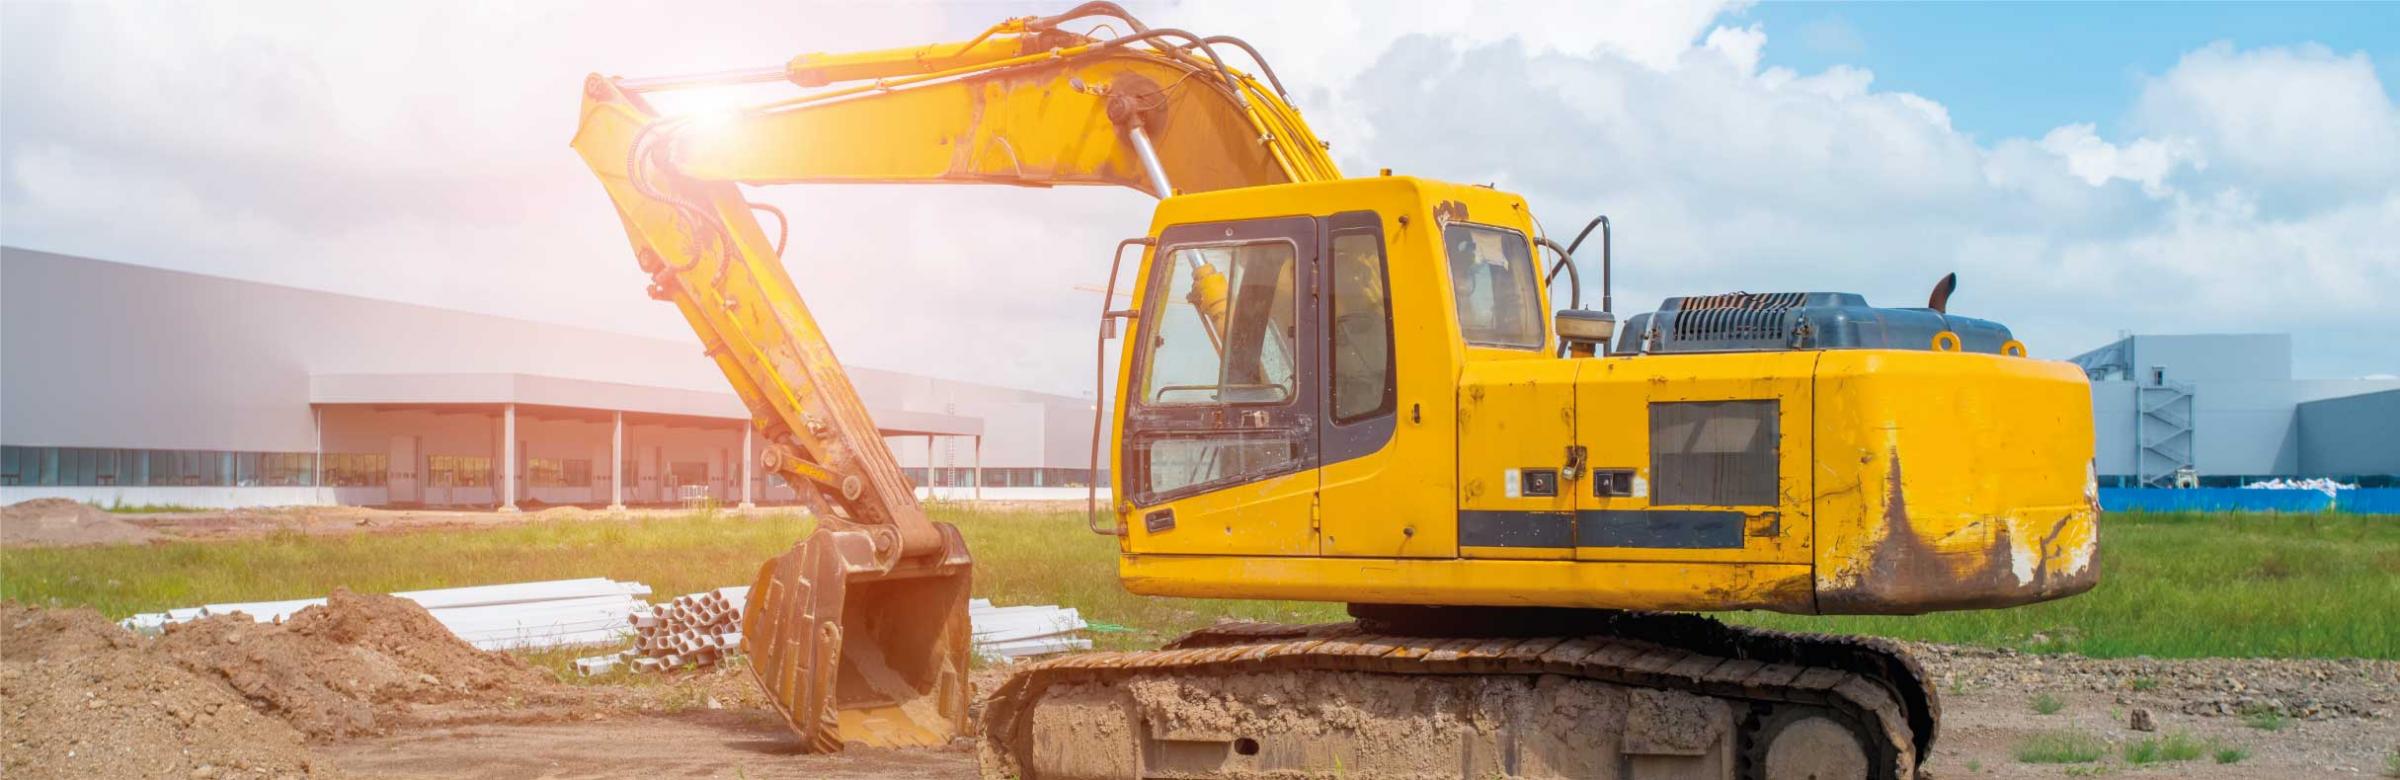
left=311, top=650, right=2399, bottom=779
left=5, top=501, right=2395, bottom=778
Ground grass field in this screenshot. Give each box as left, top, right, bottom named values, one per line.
left=3, top=508, right=2393, bottom=659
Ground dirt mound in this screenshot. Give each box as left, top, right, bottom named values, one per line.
left=1, top=603, right=330, bottom=779
left=0, top=498, right=157, bottom=547
left=158, top=589, right=554, bottom=741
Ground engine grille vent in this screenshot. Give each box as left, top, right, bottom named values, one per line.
left=1668, top=292, right=1806, bottom=343
left=1650, top=400, right=1779, bottom=507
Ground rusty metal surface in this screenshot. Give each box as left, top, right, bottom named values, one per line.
left=983, top=614, right=1926, bottom=779
left=743, top=522, right=974, bottom=753
left=1819, top=451, right=2103, bottom=615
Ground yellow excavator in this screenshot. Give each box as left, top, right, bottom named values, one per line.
left=571, top=5, right=2099, bottom=778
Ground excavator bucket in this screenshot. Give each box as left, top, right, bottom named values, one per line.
left=741, top=524, right=974, bottom=753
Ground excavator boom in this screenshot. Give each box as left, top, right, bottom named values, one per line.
left=569, top=2, right=1332, bottom=751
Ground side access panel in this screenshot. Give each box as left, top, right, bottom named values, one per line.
left=1455, top=359, right=1582, bottom=560
left=1573, top=353, right=1819, bottom=567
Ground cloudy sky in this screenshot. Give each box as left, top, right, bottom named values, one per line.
left=4, top=1, right=2395, bottom=394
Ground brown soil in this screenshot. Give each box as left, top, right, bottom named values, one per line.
left=1912, top=644, right=2400, bottom=779
left=0, top=498, right=159, bottom=546
left=324, top=648, right=2398, bottom=779
left=10, top=587, right=2391, bottom=778
left=3, top=593, right=573, bottom=779
left=320, top=711, right=975, bottom=780
left=154, top=589, right=558, bottom=741
left=0, top=603, right=331, bottom=779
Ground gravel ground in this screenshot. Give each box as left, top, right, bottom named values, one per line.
left=1913, top=643, right=2398, bottom=778
left=316, top=646, right=2399, bottom=779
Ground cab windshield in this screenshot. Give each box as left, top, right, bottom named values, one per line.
left=1442, top=223, right=1544, bottom=349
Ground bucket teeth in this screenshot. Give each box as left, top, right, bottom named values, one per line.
left=744, top=525, right=973, bottom=753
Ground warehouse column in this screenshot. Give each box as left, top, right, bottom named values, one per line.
left=313, top=407, right=326, bottom=506
left=739, top=424, right=756, bottom=510
left=608, top=411, right=626, bottom=511
left=500, top=403, right=519, bottom=512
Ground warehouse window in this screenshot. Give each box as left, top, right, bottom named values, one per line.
left=233, top=452, right=311, bottom=486
left=323, top=453, right=389, bottom=487
left=528, top=458, right=592, bottom=487
left=0, top=447, right=316, bottom=487
left=428, top=455, right=491, bottom=487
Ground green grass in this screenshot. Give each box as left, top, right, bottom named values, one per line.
left=0, top=510, right=814, bottom=617
left=2129, top=676, right=2159, bottom=691
left=2213, top=745, right=2249, bottom=764
left=2031, top=692, right=2065, bottom=714
left=2122, top=732, right=2205, bottom=765
left=92, top=500, right=212, bottom=514
left=0, top=508, right=2393, bottom=660
left=1728, top=511, right=2400, bottom=659
left=2238, top=704, right=2290, bottom=731
left=2014, top=731, right=2106, bottom=764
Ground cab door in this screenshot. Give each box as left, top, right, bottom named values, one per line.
left=1119, top=217, right=1321, bottom=557
left=1316, top=211, right=1454, bottom=557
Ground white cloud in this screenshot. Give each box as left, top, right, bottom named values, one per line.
left=1703, top=25, right=1766, bottom=75
left=1162, top=0, right=1743, bottom=77
left=1307, top=23, right=2395, bottom=368
left=2131, top=42, right=2400, bottom=200
left=2036, top=124, right=2201, bottom=196
left=2, top=1, right=2394, bottom=389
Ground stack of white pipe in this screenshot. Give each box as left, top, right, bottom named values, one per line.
left=121, top=578, right=652, bottom=652
left=570, top=592, right=1093, bottom=676
left=969, top=598, right=1092, bottom=660
left=577, top=586, right=746, bottom=676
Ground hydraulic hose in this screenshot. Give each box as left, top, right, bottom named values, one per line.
left=1565, top=215, right=1612, bottom=315
left=1539, top=237, right=1581, bottom=310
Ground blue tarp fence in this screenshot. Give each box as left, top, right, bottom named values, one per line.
left=2099, top=487, right=2400, bottom=514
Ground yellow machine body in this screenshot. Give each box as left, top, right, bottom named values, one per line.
left=573, top=5, right=2096, bottom=762
left=1109, top=175, right=2099, bottom=616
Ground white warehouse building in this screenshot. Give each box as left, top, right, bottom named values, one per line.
left=2071, top=333, right=2399, bottom=487
left=0, top=248, right=1101, bottom=509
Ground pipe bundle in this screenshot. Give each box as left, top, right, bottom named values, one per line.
left=121, top=578, right=653, bottom=652
left=577, top=586, right=748, bottom=676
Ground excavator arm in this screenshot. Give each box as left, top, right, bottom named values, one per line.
left=568, top=2, right=1334, bottom=752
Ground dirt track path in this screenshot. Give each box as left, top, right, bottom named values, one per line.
left=323, top=710, right=973, bottom=779
left=325, top=650, right=2398, bottom=780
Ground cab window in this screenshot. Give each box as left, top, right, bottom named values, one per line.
left=1442, top=223, right=1544, bottom=349
left=1139, top=241, right=1299, bottom=406
left=1329, top=229, right=1395, bottom=422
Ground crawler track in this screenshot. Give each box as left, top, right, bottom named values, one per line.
left=979, top=612, right=1931, bottom=779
